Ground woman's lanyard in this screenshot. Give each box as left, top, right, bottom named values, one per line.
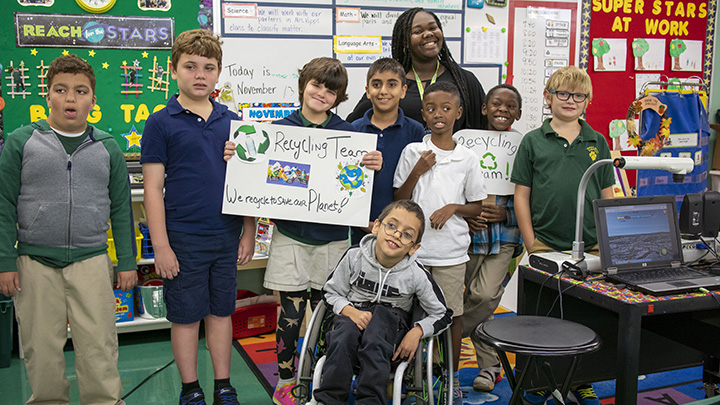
left=412, top=60, right=439, bottom=101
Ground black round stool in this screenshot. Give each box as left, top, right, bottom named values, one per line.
left=473, top=315, right=601, bottom=405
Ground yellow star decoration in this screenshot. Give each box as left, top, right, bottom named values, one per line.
left=102, top=62, right=109, bottom=69
left=30, top=49, right=38, bottom=56
left=142, top=51, right=149, bottom=58
left=122, top=60, right=127, bottom=66
left=62, top=50, right=69, bottom=56
left=123, top=126, right=143, bottom=149
left=88, top=50, right=96, bottom=57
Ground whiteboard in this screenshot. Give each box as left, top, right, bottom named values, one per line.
left=212, top=0, right=566, bottom=122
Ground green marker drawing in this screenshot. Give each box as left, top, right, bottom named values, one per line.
left=506, top=162, right=510, bottom=180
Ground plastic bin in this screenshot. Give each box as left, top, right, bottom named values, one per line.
left=107, top=227, right=143, bottom=263
left=138, top=223, right=154, bottom=259
left=231, top=290, right=279, bottom=339
left=0, top=294, right=13, bottom=368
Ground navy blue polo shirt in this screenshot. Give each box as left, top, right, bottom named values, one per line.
left=140, top=95, right=243, bottom=235
left=352, top=108, right=425, bottom=221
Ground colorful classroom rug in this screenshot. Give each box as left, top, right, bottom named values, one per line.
left=234, top=308, right=712, bottom=404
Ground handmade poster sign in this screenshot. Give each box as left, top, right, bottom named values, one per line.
left=223, top=121, right=377, bottom=227
left=454, top=129, right=523, bottom=195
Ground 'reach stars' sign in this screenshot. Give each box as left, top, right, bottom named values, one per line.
left=14, top=12, right=174, bottom=49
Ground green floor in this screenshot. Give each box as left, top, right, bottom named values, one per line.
left=0, top=329, right=273, bottom=404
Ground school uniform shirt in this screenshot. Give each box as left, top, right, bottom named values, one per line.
left=352, top=108, right=426, bottom=221
left=347, top=68, right=487, bottom=131
left=511, top=118, right=615, bottom=251
left=140, top=95, right=243, bottom=235
left=394, top=135, right=487, bottom=266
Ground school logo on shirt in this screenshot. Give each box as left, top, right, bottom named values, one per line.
left=587, top=146, right=599, bottom=161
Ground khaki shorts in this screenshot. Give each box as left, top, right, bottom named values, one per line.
left=264, top=231, right=349, bottom=292
left=425, top=263, right=466, bottom=317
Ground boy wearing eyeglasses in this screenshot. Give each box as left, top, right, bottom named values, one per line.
left=315, top=200, right=452, bottom=405
left=511, top=66, right=612, bottom=404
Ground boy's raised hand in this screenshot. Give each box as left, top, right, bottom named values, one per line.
left=361, top=150, right=383, bottom=171
left=412, top=150, right=436, bottom=177
left=154, top=245, right=180, bottom=279
left=393, top=326, right=423, bottom=362
left=224, top=141, right=236, bottom=162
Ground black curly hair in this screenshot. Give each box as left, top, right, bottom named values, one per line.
left=391, top=8, right=477, bottom=128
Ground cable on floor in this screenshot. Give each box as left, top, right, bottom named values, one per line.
left=121, top=359, right=176, bottom=400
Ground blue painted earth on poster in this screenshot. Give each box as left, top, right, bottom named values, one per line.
left=82, top=22, right=106, bottom=43
left=339, top=165, right=363, bottom=190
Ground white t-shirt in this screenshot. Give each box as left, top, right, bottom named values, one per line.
left=394, top=135, right=487, bottom=266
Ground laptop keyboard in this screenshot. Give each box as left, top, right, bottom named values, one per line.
left=613, top=267, right=708, bottom=284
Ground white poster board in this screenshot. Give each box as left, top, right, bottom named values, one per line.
left=454, top=129, right=523, bottom=195
left=223, top=121, right=377, bottom=226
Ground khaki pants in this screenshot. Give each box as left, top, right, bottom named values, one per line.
left=15, top=255, right=125, bottom=405
left=462, top=245, right=518, bottom=369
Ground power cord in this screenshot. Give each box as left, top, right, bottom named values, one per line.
left=534, top=269, right=563, bottom=316
left=121, top=359, right=175, bottom=400
left=698, top=288, right=720, bottom=309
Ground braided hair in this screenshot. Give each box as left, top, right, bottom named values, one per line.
left=391, top=8, right=477, bottom=128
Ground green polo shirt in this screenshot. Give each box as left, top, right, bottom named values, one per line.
left=298, top=110, right=332, bottom=128
left=511, top=118, right=615, bottom=251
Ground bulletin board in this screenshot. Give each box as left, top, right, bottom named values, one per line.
left=580, top=0, right=717, bottom=186
left=0, top=0, right=203, bottom=156
left=212, top=0, right=510, bottom=121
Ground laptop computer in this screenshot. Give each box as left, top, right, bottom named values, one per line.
left=593, top=195, right=720, bottom=295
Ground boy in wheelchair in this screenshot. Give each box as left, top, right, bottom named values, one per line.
left=313, top=200, right=453, bottom=405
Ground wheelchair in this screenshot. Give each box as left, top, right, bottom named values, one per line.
left=294, top=301, right=454, bottom=405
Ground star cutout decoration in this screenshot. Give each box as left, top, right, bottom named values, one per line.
left=88, top=50, right=96, bottom=57
left=122, top=60, right=127, bottom=66
left=142, top=51, right=149, bottom=58
left=62, top=50, right=69, bottom=56
left=578, top=0, right=592, bottom=71
left=102, top=62, right=109, bottom=69
left=30, top=49, right=38, bottom=56
left=122, top=125, right=142, bottom=149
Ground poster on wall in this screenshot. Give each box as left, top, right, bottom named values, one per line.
left=454, top=129, right=523, bottom=195
left=632, top=38, right=665, bottom=71
left=223, top=122, right=377, bottom=227
left=508, top=2, right=576, bottom=136
left=591, top=38, right=626, bottom=71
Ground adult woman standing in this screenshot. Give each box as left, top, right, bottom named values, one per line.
left=347, top=8, right=487, bottom=131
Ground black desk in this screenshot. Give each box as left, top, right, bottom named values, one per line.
left=517, top=265, right=720, bottom=404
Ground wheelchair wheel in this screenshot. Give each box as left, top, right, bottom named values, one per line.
left=295, top=301, right=330, bottom=405
left=399, top=330, right=453, bottom=405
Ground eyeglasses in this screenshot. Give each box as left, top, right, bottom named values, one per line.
left=381, top=222, right=416, bottom=246
left=549, top=90, right=588, bottom=103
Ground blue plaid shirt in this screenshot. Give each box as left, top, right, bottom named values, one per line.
left=469, top=195, right=523, bottom=257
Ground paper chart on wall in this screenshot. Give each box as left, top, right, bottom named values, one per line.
left=465, top=28, right=507, bottom=64
left=510, top=6, right=573, bottom=136
left=223, top=121, right=377, bottom=227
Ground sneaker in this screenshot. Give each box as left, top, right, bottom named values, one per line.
left=213, top=386, right=239, bottom=405
left=179, top=390, right=206, bottom=405
left=453, top=386, right=463, bottom=400
left=570, top=383, right=601, bottom=405
left=272, top=381, right=296, bottom=405
left=473, top=363, right=503, bottom=392
left=523, top=390, right=550, bottom=404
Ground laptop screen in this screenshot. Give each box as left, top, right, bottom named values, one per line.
left=594, top=196, right=683, bottom=270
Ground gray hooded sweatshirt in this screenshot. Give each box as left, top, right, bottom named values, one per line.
left=323, top=234, right=453, bottom=338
